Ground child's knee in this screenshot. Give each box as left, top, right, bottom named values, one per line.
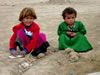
left=59, top=34, right=66, bottom=38
left=39, top=33, right=46, bottom=37
left=17, top=29, right=24, bottom=36
left=39, top=33, right=47, bottom=41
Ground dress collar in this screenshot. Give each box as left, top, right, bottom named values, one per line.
left=65, top=21, right=76, bottom=31
left=25, top=25, right=32, bottom=29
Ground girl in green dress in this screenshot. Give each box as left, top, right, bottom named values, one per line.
left=57, top=7, right=93, bottom=52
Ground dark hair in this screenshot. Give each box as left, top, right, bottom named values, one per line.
left=62, top=7, right=77, bottom=19
left=19, top=7, right=37, bottom=21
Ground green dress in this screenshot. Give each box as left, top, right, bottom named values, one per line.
left=57, top=21, right=93, bottom=52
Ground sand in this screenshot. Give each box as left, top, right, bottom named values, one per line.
left=0, top=0, right=100, bottom=75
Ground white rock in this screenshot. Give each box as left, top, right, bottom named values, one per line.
left=87, top=72, right=100, bottom=75
left=69, top=55, right=79, bottom=62
left=21, top=62, right=30, bottom=68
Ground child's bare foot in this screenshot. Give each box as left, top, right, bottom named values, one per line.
left=37, top=53, right=45, bottom=58
left=43, top=52, right=48, bottom=55
left=65, top=48, right=74, bottom=54
left=59, top=48, right=74, bottom=54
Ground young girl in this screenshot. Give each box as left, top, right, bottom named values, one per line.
left=57, top=7, right=93, bottom=52
left=9, top=7, right=49, bottom=57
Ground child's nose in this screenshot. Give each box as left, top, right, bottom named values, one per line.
left=70, top=19, right=73, bottom=22
left=70, top=19, right=74, bottom=21
left=27, top=19, right=31, bottom=21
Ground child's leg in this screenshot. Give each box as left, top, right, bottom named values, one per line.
left=37, top=33, right=50, bottom=52
left=31, top=33, right=50, bottom=56
left=15, top=29, right=30, bottom=50
left=36, top=33, right=47, bottom=48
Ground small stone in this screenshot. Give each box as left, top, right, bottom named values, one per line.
left=18, top=62, right=30, bottom=72
left=69, top=55, right=79, bottom=62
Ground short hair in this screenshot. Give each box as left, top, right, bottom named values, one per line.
left=19, top=7, right=37, bottom=21
left=62, top=7, right=77, bottom=19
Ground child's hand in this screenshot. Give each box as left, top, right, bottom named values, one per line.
left=71, top=32, right=77, bottom=37
left=67, top=31, right=72, bottom=35
left=11, top=51, right=18, bottom=56
left=20, top=51, right=26, bottom=55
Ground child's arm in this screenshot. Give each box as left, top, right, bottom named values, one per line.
left=70, top=32, right=77, bottom=37
left=11, top=51, right=18, bottom=56
left=9, top=32, right=18, bottom=56
left=9, top=33, right=17, bottom=51
left=20, top=51, right=26, bottom=55
left=9, top=24, right=21, bottom=51
left=76, top=21, right=86, bottom=35
left=66, top=31, right=72, bottom=35
left=57, top=24, right=67, bottom=35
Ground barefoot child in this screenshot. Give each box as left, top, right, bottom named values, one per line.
left=57, top=7, right=93, bottom=52
left=9, top=7, right=49, bottom=57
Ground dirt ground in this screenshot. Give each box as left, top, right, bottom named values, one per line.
left=0, top=0, right=100, bottom=75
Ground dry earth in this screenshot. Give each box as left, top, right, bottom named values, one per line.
left=0, top=0, right=100, bottom=75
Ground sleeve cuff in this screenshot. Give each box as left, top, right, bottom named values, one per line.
left=10, top=48, right=16, bottom=52
left=76, top=32, right=81, bottom=35
left=24, top=48, right=28, bottom=54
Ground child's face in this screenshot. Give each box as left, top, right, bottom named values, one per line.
left=65, top=13, right=76, bottom=25
left=22, top=16, right=34, bottom=26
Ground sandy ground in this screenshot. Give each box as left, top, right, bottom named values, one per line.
left=0, top=0, right=100, bottom=75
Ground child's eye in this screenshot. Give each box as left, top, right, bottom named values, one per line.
left=30, top=17, right=33, bottom=19
left=72, top=17, right=75, bottom=19
left=67, top=17, right=70, bottom=19
left=25, top=17, right=28, bottom=19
